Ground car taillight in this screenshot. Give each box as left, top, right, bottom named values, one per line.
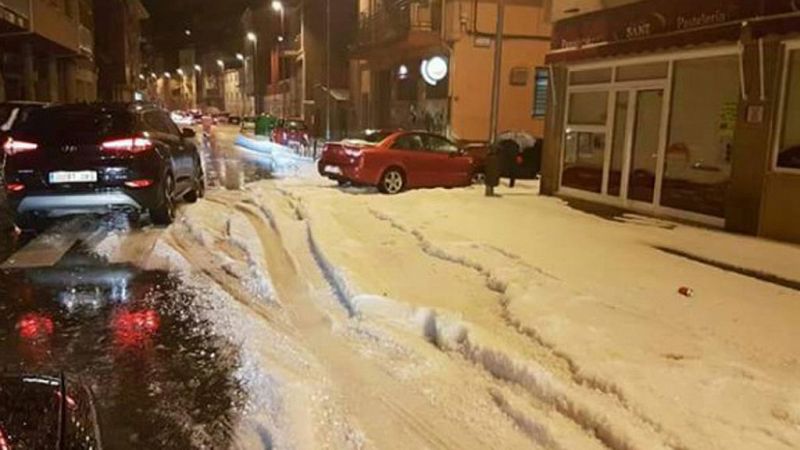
left=102, top=137, right=153, bottom=153
left=3, top=138, right=38, bottom=155
left=6, top=183, right=25, bottom=193
left=124, top=179, right=154, bottom=188
left=344, top=148, right=363, bottom=158
left=17, top=313, right=54, bottom=340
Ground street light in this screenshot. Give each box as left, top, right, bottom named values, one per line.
left=236, top=53, right=244, bottom=61
left=217, top=59, right=225, bottom=69
left=277, top=35, right=284, bottom=43
left=246, top=32, right=259, bottom=114
left=194, top=64, right=202, bottom=73
left=271, top=1, right=283, bottom=12
left=184, top=29, right=192, bottom=36
left=164, top=72, right=171, bottom=78
left=176, top=68, right=185, bottom=77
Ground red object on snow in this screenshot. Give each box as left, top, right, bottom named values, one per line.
left=678, top=287, right=694, bottom=297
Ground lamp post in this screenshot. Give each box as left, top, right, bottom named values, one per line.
left=488, top=0, right=505, bottom=143
left=325, top=0, right=331, bottom=140
left=237, top=53, right=246, bottom=116
left=247, top=31, right=259, bottom=114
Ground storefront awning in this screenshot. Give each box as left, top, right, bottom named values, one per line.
left=546, top=0, right=800, bottom=64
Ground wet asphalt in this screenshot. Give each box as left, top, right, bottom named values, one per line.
left=0, top=129, right=285, bottom=448
left=0, top=241, right=247, bottom=448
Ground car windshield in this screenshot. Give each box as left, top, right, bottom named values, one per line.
left=352, top=130, right=393, bottom=143
left=0, top=104, right=14, bottom=128
left=14, top=108, right=133, bottom=142
left=0, top=105, right=40, bottom=131
left=283, top=120, right=306, bottom=130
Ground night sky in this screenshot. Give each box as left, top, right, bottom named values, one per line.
left=141, top=0, right=252, bottom=58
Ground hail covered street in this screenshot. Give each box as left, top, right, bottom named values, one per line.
left=1, top=124, right=798, bottom=450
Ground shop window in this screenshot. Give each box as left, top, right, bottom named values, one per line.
left=568, top=91, right=608, bottom=125
left=608, top=91, right=629, bottom=196
left=663, top=55, right=739, bottom=217
left=616, top=62, right=668, bottom=82
left=562, top=131, right=606, bottom=193
left=532, top=67, right=549, bottom=118
left=777, top=49, right=800, bottom=170
left=569, top=68, right=612, bottom=85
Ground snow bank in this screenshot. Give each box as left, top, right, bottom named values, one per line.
left=225, top=213, right=276, bottom=305
left=343, top=293, right=672, bottom=450
left=253, top=178, right=800, bottom=449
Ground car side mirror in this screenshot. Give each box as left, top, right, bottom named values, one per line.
left=181, top=128, right=196, bottom=139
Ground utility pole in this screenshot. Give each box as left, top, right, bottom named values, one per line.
left=488, top=0, right=505, bottom=143
left=325, top=0, right=332, bottom=140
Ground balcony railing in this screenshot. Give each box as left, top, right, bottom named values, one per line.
left=1, top=0, right=31, bottom=17
left=356, top=0, right=441, bottom=49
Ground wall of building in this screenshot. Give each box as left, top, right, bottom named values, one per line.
left=755, top=38, right=800, bottom=243
left=32, top=0, right=80, bottom=53
left=0, top=0, right=96, bottom=103
left=449, top=0, right=551, bottom=141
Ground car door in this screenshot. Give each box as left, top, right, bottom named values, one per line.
left=387, top=133, right=430, bottom=187
left=422, top=134, right=473, bottom=186
left=161, top=111, right=196, bottom=188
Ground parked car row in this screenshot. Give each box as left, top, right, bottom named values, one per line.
left=1, top=101, right=205, bottom=228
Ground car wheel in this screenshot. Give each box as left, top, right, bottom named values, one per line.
left=185, top=162, right=205, bottom=203
left=151, top=174, right=176, bottom=225
left=378, top=168, right=405, bottom=195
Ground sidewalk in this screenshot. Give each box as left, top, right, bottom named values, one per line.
left=253, top=177, right=800, bottom=449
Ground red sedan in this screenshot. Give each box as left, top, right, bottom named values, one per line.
left=318, top=130, right=477, bottom=194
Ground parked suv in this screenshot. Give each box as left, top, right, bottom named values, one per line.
left=3, top=103, right=205, bottom=226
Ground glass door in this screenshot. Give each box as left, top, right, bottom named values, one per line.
left=626, top=89, right=664, bottom=204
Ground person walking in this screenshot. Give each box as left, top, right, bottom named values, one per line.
left=499, top=140, right=520, bottom=188
left=484, top=144, right=500, bottom=197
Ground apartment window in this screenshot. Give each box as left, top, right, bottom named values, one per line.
left=777, top=48, right=800, bottom=171
left=532, top=67, right=549, bottom=118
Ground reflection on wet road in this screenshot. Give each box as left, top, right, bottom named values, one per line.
left=0, top=126, right=290, bottom=448
left=0, top=247, right=246, bottom=448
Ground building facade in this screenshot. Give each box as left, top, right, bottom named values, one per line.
left=252, top=0, right=356, bottom=139
left=0, top=0, right=97, bottom=103
left=223, top=68, right=247, bottom=116
left=93, top=0, right=148, bottom=102
left=541, top=0, right=800, bottom=243
left=351, top=0, right=552, bottom=141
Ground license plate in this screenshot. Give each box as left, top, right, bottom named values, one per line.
left=49, top=171, right=98, bottom=184
left=324, top=165, right=342, bottom=175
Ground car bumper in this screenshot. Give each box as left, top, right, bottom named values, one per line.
left=13, top=187, right=158, bottom=217
left=318, top=161, right=365, bottom=182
